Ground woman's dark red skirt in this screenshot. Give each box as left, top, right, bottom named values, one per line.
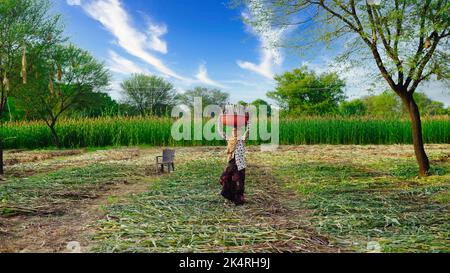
left=219, top=158, right=245, bottom=205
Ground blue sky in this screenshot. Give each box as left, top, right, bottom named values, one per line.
left=56, top=0, right=449, bottom=106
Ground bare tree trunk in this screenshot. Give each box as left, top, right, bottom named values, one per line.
left=403, top=95, right=430, bottom=177
left=49, top=126, right=61, bottom=148
left=0, top=137, right=3, bottom=176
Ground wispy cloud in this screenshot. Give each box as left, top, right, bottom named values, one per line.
left=222, top=80, right=258, bottom=87
left=67, top=0, right=188, bottom=81
left=107, top=50, right=149, bottom=75
left=147, top=23, right=168, bottom=54
left=195, top=63, right=226, bottom=89
left=237, top=0, right=287, bottom=79
left=67, top=0, right=82, bottom=5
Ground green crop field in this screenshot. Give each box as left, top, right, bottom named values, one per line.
left=1, top=116, right=449, bottom=149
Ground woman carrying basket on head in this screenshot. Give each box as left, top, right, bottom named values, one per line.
left=217, top=112, right=250, bottom=206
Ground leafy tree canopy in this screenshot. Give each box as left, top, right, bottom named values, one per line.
left=14, top=44, right=110, bottom=147
left=341, top=91, right=448, bottom=117
left=0, top=0, right=65, bottom=117
left=268, top=66, right=346, bottom=115
left=121, top=74, right=176, bottom=116
left=176, top=86, right=230, bottom=109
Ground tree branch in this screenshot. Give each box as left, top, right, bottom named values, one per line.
left=372, top=6, right=404, bottom=84
left=407, top=31, right=441, bottom=94
left=393, top=0, right=406, bottom=54
left=315, top=1, right=360, bottom=33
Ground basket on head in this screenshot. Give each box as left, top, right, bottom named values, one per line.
left=221, top=114, right=249, bottom=128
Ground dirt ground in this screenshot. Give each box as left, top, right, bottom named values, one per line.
left=0, top=145, right=448, bottom=253
left=0, top=148, right=155, bottom=252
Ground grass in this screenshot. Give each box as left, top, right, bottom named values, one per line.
left=2, top=145, right=449, bottom=253
left=91, top=159, right=333, bottom=253
left=0, top=163, right=138, bottom=217
left=1, top=116, right=449, bottom=149
left=266, top=149, right=450, bottom=253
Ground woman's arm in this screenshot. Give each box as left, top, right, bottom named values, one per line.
left=241, top=120, right=251, bottom=142
left=217, top=113, right=227, bottom=140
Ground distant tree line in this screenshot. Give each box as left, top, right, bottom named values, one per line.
left=340, top=91, right=448, bottom=118
left=266, top=66, right=448, bottom=118
left=5, top=66, right=447, bottom=123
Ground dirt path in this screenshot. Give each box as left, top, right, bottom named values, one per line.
left=91, top=155, right=341, bottom=253
left=233, top=164, right=339, bottom=252
left=3, top=148, right=143, bottom=179
left=0, top=148, right=161, bottom=253
left=0, top=179, right=150, bottom=253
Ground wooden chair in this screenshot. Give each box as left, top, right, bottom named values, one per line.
left=156, top=149, right=175, bottom=173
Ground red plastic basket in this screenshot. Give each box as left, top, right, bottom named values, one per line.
left=220, top=114, right=249, bottom=128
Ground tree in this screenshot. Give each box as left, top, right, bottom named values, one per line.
left=339, top=99, right=367, bottom=116
left=0, top=97, right=25, bottom=121
left=363, top=91, right=403, bottom=117
left=357, top=91, right=447, bottom=117
left=243, top=0, right=449, bottom=176
left=176, top=87, right=230, bottom=108
left=409, top=92, right=447, bottom=116
left=121, top=74, right=176, bottom=116
left=0, top=0, right=64, bottom=176
left=251, top=99, right=272, bottom=116
left=15, top=44, right=110, bottom=147
left=116, top=102, right=141, bottom=116
left=237, top=100, right=249, bottom=106
left=67, top=92, right=120, bottom=118
left=267, top=66, right=345, bottom=115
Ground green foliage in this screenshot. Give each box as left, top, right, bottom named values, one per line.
left=341, top=91, right=449, bottom=118
left=0, top=0, right=65, bottom=116
left=339, top=99, right=367, bottom=117
left=251, top=99, right=272, bottom=116
left=363, top=91, right=403, bottom=118
left=176, top=86, right=230, bottom=108
left=121, top=74, right=176, bottom=116
left=0, top=97, right=25, bottom=122
left=249, top=0, right=450, bottom=93
left=268, top=66, right=345, bottom=115
left=411, top=93, right=448, bottom=116
left=67, top=92, right=120, bottom=118
left=12, top=44, right=110, bottom=146
left=14, top=44, right=110, bottom=120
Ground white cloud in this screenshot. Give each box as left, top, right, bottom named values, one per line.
left=147, top=23, right=168, bottom=54
left=68, top=0, right=189, bottom=81
left=223, top=80, right=258, bottom=87
left=66, top=0, right=82, bottom=5
left=107, top=50, right=150, bottom=75
left=107, top=79, right=123, bottom=101
left=195, top=63, right=226, bottom=89
left=237, top=0, right=287, bottom=79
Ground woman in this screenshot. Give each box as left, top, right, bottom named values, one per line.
left=217, top=115, right=250, bottom=206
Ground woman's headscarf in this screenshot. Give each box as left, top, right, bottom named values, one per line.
left=227, top=131, right=238, bottom=161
